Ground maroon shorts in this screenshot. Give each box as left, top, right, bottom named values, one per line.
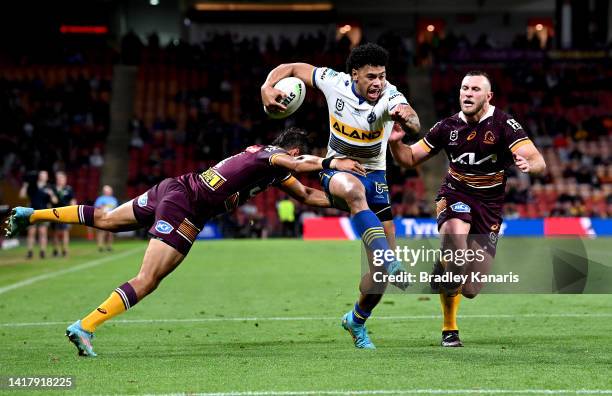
left=132, top=178, right=203, bottom=255
left=435, top=188, right=503, bottom=256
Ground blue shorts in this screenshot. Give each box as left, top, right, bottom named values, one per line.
left=319, top=169, right=392, bottom=222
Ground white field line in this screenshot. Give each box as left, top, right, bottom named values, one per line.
left=1, top=312, right=611, bottom=328
left=140, top=389, right=612, bottom=395
left=0, top=247, right=142, bottom=295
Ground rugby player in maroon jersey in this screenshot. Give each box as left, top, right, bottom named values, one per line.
left=5, top=127, right=365, bottom=357
left=388, top=71, right=546, bottom=347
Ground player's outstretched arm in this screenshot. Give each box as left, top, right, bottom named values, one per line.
left=261, top=63, right=315, bottom=112
left=388, top=123, right=432, bottom=168
left=278, top=177, right=330, bottom=208
left=513, top=143, right=546, bottom=174
left=272, top=154, right=366, bottom=176
left=390, top=103, right=421, bottom=134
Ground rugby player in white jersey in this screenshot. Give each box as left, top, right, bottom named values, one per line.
left=261, top=43, right=421, bottom=349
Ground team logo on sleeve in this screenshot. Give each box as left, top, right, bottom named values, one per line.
left=155, top=220, right=174, bottom=234
left=137, top=192, right=148, bottom=207
left=450, top=202, right=471, bottom=213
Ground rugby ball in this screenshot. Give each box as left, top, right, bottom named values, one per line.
left=264, top=77, right=306, bottom=119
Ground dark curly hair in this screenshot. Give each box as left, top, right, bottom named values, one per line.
left=346, top=43, right=389, bottom=74
left=272, top=127, right=310, bottom=154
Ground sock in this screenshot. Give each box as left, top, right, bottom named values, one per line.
left=81, top=282, right=138, bottom=332
left=29, top=205, right=95, bottom=226
left=440, top=291, right=461, bottom=332
left=351, top=302, right=371, bottom=325
left=352, top=210, right=395, bottom=270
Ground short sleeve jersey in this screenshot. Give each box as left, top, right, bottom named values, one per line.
left=178, top=145, right=293, bottom=218
left=312, top=67, right=408, bottom=170
left=419, top=106, right=532, bottom=200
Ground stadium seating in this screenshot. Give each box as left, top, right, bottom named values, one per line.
left=3, top=32, right=610, bottom=235
left=0, top=65, right=113, bottom=204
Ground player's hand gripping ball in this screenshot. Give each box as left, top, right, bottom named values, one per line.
left=263, top=77, right=306, bottom=119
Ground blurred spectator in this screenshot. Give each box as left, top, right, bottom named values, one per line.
left=19, top=170, right=58, bottom=259
left=504, top=203, right=521, bottom=219
left=277, top=196, right=296, bottom=237
left=94, top=185, right=118, bottom=252
left=51, top=171, right=76, bottom=257
left=89, top=147, right=104, bottom=168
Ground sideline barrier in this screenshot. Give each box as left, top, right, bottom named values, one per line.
left=303, top=217, right=612, bottom=240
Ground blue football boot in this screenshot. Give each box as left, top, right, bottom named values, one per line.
left=341, top=311, right=376, bottom=349
left=4, top=207, right=34, bottom=237
left=66, top=320, right=97, bottom=357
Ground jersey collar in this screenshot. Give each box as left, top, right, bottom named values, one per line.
left=459, top=105, right=495, bottom=124
left=351, top=81, right=367, bottom=104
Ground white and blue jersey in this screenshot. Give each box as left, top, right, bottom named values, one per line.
left=312, top=67, right=408, bottom=170
left=312, top=66, right=408, bottom=221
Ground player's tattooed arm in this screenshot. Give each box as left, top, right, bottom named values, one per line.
left=404, top=113, right=421, bottom=134
left=390, top=103, right=420, bottom=134
left=272, top=154, right=366, bottom=176
left=261, top=63, right=316, bottom=111
left=388, top=123, right=432, bottom=168
left=513, top=143, right=546, bottom=174
left=279, top=177, right=331, bottom=208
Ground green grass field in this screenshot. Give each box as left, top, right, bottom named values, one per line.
left=1, top=238, right=611, bottom=395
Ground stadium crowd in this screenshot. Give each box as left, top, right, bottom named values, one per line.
left=1, top=29, right=611, bottom=237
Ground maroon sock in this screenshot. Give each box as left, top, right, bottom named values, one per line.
left=78, top=205, right=95, bottom=226
left=114, top=282, right=139, bottom=309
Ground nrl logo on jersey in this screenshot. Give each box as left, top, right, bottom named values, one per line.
left=335, top=98, right=345, bottom=112
left=449, top=130, right=459, bottom=145
left=451, top=152, right=498, bottom=165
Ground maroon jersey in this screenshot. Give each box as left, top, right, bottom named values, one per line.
left=177, top=145, right=292, bottom=218
left=419, top=106, right=532, bottom=201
